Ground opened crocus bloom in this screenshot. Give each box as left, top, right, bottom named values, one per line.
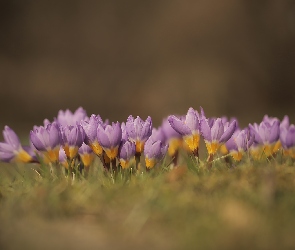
left=30, top=122, right=61, bottom=163
left=144, top=135, right=168, bottom=169
left=249, top=120, right=280, bottom=158
left=200, top=116, right=237, bottom=155
left=168, top=107, right=200, bottom=156
left=97, top=122, right=122, bottom=160
left=61, top=124, right=84, bottom=160
left=126, top=115, right=152, bottom=154
left=0, top=126, right=33, bottom=163
left=226, top=128, right=254, bottom=161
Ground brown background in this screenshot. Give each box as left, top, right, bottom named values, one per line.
left=1, top=0, right=295, bottom=135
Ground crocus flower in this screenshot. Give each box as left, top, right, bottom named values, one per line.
left=200, top=117, right=237, bottom=155
left=78, top=143, right=95, bottom=168
left=97, top=122, right=122, bottom=160
left=30, top=122, right=61, bottom=163
left=280, top=124, right=295, bottom=158
left=161, top=118, right=182, bottom=158
left=0, top=126, right=33, bottom=163
left=61, top=125, right=85, bottom=160
left=59, top=148, right=68, bottom=168
left=226, top=129, right=254, bottom=161
left=56, top=107, right=87, bottom=127
left=263, top=115, right=289, bottom=152
left=119, top=140, right=135, bottom=169
left=168, top=107, right=200, bottom=156
left=125, top=115, right=152, bottom=154
left=81, top=114, right=104, bottom=156
left=144, top=136, right=168, bottom=169
left=249, top=120, right=280, bottom=158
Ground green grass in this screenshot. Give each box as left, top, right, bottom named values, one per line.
left=1, top=158, right=295, bottom=250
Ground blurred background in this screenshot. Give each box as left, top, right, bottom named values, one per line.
left=1, top=0, right=295, bottom=135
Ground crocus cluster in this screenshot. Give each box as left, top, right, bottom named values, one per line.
left=0, top=106, right=294, bottom=177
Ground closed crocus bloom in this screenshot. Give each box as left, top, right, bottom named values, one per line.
left=200, top=117, right=237, bottom=155
left=59, top=148, right=68, bottom=168
left=226, top=129, right=254, bottom=161
left=78, top=143, right=95, bottom=168
left=168, top=107, right=200, bottom=156
left=81, top=114, right=104, bottom=156
left=61, top=125, right=84, bottom=160
left=280, top=125, right=295, bottom=158
left=126, top=115, right=152, bottom=154
left=119, top=140, right=135, bottom=169
left=263, top=115, right=288, bottom=152
left=56, top=107, right=87, bottom=127
left=0, top=126, right=33, bottom=163
left=161, top=118, right=182, bottom=157
left=30, top=122, right=61, bottom=163
left=249, top=120, right=280, bottom=157
left=144, top=137, right=168, bottom=169
left=97, top=122, right=122, bottom=160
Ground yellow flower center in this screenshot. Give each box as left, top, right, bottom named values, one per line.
left=16, top=149, right=33, bottom=163
left=205, top=141, right=220, bottom=155
left=183, top=134, right=200, bottom=152
left=145, top=157, right=156, bottom=169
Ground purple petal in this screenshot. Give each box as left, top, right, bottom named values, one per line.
left=200, top=118, right=212, bottom=141
left=109, top=122, right=122, bottom=147
left=30, top=130, right=46, bottom=151
left=140, top=116, right=153, bottom=141
left=97, top=125, right=111, bottom=148
left=268, top=121, right=280, bottom=143
left=126, top=115, right=136, bottom=140
left=220, top=120, right=236, bottom=143
left=286, top=125, right=295, bottom=148
left=185, top=108, right=199, bottom=132
left=3, top=126, right=21, bottom=150
left=168, top=116, right=191, bottom=136
left=48, top=123, right=61, bottom=148
left=249, top=124, right=263, bottom=144
left=211, top=118, right=224, bottom=141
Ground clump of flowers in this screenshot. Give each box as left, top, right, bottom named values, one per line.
left=0, top=106, right=293, bottom=180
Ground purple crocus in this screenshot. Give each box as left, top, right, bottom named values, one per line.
left=263, top=115, right=288, bottom=152
left=125, top=115, right=152, bottom=154
left=200, top=116, right=237, bottom=155
left=30, top=122, right=61, bottom=163
left=168, top=107, right=200, bottom=156
left=249, top=120, right=280, bottom=157
left=81, top=114, right=104, bottom=156
left=119, top=140, right=135, bottom=169
left=59, top=148, right=68, bottom=168
left=279, top=124, right=295, bottom=158
left=56, top=107, right=87, bottom=127
left=78, top=143, right=95, bottom=168
left=0, top=126, right=33, bottom=163
left=226, top=129, right=254, bottom=161
left=61, top=125, right=85, bottom=160
left=161, top=118, right=182, bottom=158
left=97, top=122, right=122, bottom=160
left=144, top=136, right=168, bottom=169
